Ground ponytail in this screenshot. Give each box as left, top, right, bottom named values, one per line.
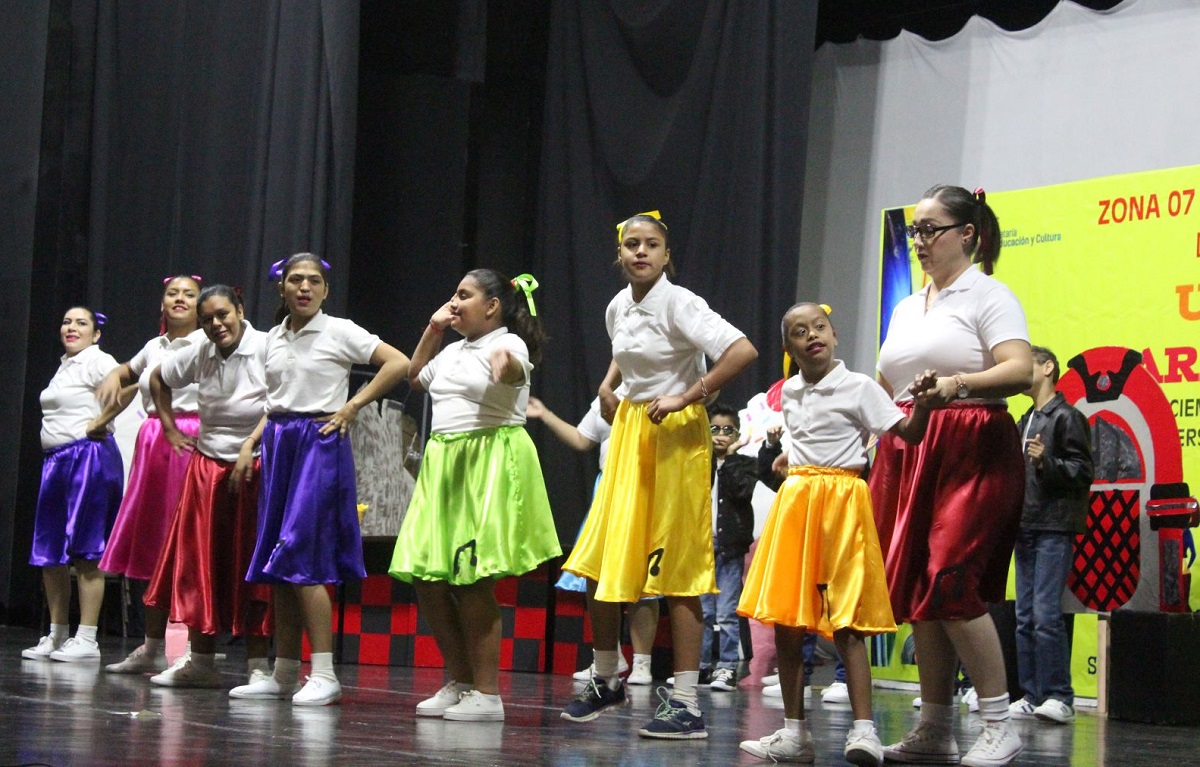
left=466, top=268, right=547, bottom=365
left=923, top=184, right=1002, bottom=274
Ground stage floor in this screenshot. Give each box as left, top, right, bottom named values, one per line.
left=0, top=627, right=1189, bottom=766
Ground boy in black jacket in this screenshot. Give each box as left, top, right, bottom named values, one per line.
left=1009, top=346, right=1093, bottom=725
left=702, top=403, right=758, bottom=690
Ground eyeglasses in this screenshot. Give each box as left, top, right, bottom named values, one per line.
left=905, top=222, right=965, bottom=241
left=710, top=425, right=739, bottom=436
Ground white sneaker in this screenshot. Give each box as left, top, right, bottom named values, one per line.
left=443, top=690, right=504, bottom=722
left=739, top=728, right=815, bottom=763
left=1034, top=698, right=1075, bottom=724
left=416, top=682, right=466, bottom=716
left=883, top=721, right=959, bottom=764
left=151, top=657, right=223, bottom=688
left=49, top=637, right=101, bottom=663
left=822, top=681, right=850, bottom=704
left=962, top=686, right=979, bottom=713
left=961, top=719, right=1022, bottom=767
left=627, top=657, right=652, bottom=685
left=763, top=683, right=811, bottom=699
left=845, top=725, right=884, bottom=767
left=22, top=635, right=63, bottom=660
left=761, top=672, right=780, bottom=687
left=292, top=676, right=342, bottom=706
left=572, top=654, right=630, bottom=682
left=1008, top=697, right=1037, bottom=719
left=105, top=645, right=167, bottom=674
left=229, top=669, right=299, bottom=699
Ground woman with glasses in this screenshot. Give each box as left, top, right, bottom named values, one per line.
left=558, top=212, right=757, bottom=739
left=872, top=185, right=1033, bottom=767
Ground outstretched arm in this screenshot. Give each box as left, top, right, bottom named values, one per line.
left=527, top=398, right=597, bottom=452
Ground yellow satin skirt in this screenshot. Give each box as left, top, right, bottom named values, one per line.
left=738, top=466, right=896, bottom=639
left=562, top=400, right=716, bottom=602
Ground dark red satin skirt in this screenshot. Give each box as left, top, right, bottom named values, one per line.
left=870, top=402, right=1023, bottom=622
left=145, top=452, right=271, bottom=636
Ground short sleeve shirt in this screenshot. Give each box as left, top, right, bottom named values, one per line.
left=576, top=396, right=613, bottom=471
left=606, top=277, right=745, bottom=402
left=420, top=326, right=533, bottom=434
left=160, top=322, right=269, bottom=462
left=877, top=267, right=1028, bottom=404
left=783, top=361, right=904, bottom=471
left=127, top=330, right=203, bottom=414
left=40, top=344, right=120, bottom=449
left=264, top=311, right=381, bottom=414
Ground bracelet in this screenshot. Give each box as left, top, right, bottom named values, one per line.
left=699, top=376, right=709, bottom=398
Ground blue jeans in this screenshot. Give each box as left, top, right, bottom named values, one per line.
left=1014, top=528, right=1074, bottom=706
left=700, top=552, right=744, bottom=669
left=801, top=633, right=845, bottom=685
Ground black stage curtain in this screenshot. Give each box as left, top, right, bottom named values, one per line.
left=3, top=0, right=359, bottom=623
left=87, top=0, right=360, bottom=352
left=532, top=1, right=816, bottom=539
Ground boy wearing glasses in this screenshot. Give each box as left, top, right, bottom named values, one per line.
left=699, top=402, right=758, bottom=690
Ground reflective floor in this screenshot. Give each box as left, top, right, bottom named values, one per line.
left=0, top=627, right=1192, bottom=766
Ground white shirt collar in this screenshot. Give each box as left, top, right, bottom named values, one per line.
left=461, top=326, right=508, bottom=350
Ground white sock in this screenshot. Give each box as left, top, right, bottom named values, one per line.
left=784, top=718, right=809, bottom=737
left=310, top=651, right=337, bottom=682
left=190, top=652, right=216, bottom=669
left=143, top=637, right=163, bottom=656
left=274, top=657, right=301, bottom=685
left=247, top=657, right=270, bottom=675
left=50, top=623, right=70, bottom=642
left=633, top=653, right=651, bottom=666
left=670, top=670, right=701, bottom=714
left=977, top=693, right=1012, bottom=722
left=852, top=719, right=876, bottom=735
left=75, top=625, right=98, bottom=643
left=921, top=701, right=956, bottom=729
left=594, top=650, right=621, bottom=687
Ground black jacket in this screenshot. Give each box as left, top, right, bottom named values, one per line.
left=713, top=453, right=758, bottom=558
left=756, top=439, right=785, bottom=492
left=1016, top=392, right=1094, bottom=534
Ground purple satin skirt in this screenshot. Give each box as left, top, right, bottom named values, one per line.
left=100, top=413, right=200, bottom=580
left=31, top=436, right=124, bottom=566
left=246, top=413, right=365, bottom=585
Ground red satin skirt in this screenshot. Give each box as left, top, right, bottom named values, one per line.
left=144, top=451, right=271, bottom=636
left=869, top=402, right=1023, bottom=622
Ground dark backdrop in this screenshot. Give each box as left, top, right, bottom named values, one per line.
left=530, top=1, right=816, bottom=539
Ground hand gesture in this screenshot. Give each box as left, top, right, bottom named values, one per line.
left=526, top=397, right=546, bottom=420
left=647, top=395, right=687, bottom=425
left=489, top=346, right=516, bottom=384
left=908, top=369, right=939, bottom=398
left=85, top=418, right=109, bottom=441
left=1026, top=434, right=1045, bottom=468
left=318, top=401, right=361, bottom=437
left=771, top=451, right=788, bottom=479
left=163, top=426, right=195, bottom=455
left=429, top=302, right=454, bottom=331
left=230, top=441, right=256, bottom=492
left=598, top=388, right=619, bottom=424
left=766, top=425, right=783, bottom=446
left=95, top=370, right=124, bottom=410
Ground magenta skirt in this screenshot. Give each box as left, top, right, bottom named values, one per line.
left=31, top=436, right=124, bottom=566
left=99, top=413, right=200, bottom=580
left=870, top=402, right=1024, bottom=622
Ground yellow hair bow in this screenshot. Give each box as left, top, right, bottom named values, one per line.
left=615, top=210, right=664, bottom=243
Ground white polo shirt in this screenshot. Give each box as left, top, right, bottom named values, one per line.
left=159, top=322, right=269, bottom=462
left=264, top=311, right=381, bottom=414
left=877, top=267, right=1028, bottom=404
left=128, top=330, right=203, bottom=414
left=606, top=276, right=745, bottom=402
left=783, top=361, right=904, bottom=471
left=576, top=396, right=613, bottom=471
left=40, top=344, right=120, bottom=449
left=421, top=326, right=533, bottom=434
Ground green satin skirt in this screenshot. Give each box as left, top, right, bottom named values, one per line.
left=389, top=425, right=561, bottom=585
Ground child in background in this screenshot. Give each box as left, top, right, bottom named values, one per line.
left=738, top=302, right=936, bottom=765
left=527, top=395, right=659, bottom=686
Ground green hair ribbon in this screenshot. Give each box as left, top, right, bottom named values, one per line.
left=511, top=273, right=539, bottom=317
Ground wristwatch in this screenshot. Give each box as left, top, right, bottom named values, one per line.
left=953, top=374, right=969, bottom=399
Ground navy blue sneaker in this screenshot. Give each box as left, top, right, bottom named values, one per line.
left=561, top=678, right=627, bottom=722
left=637, top=692, right=707, bottom=739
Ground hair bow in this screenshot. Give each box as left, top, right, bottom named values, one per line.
left=163, top=275, right=203, bottom=285
left=615, top=210, right=664, bottom=243
left=94, top=312, right=108, bottom=327
left=510, top=273, right=539, bottom=316
left=974, top=187, right=987, bottom=206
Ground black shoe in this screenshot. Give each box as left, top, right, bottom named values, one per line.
left=560, top=678, right=627, bottom=722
